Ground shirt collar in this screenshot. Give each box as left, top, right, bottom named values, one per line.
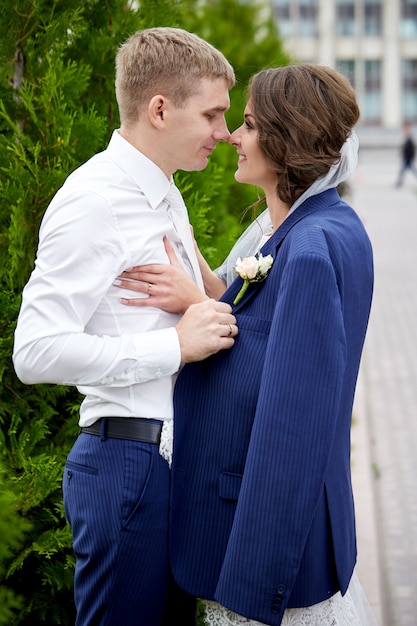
left=107, top=130, right=171, bottom=210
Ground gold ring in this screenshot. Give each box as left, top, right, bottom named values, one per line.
left=228, top=324, right=233, bottom=337
left=147, top=283, right=152, bottom=295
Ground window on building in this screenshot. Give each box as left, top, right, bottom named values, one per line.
left=401, top=0, right=417, bottom=37
left=273, top=0, right=292, bottom=37
left=299, top=0, right=318, bottom=37
left=272, top=0, right=317, bottom=37
left=364, top=60, right=381, bottom=122
left=336, top=0, right=356, bottom=36
left=402, top=59, right=417, bottom=119
left=336, top=60, right=356, bottom=89
left=364, top=0, right=382, bottom=36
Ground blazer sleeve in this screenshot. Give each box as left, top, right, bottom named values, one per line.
left=214, top=250, right=347, bottom=623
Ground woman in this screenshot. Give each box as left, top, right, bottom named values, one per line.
left=117, top=64, right=375, bottom=625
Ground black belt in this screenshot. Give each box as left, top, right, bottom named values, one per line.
left=80, top=417, right=162, bottom=444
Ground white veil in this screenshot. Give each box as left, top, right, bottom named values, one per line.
left=215, top=130, right=359, bottom=287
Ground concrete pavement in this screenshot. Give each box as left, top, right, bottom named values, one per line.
left=350, top=129, right=417, bottom=626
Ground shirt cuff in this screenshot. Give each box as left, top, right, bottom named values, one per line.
left=130, top=326, right=181, bottom=382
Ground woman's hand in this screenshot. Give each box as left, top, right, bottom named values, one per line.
left=115, top=236, right=207, bottom=313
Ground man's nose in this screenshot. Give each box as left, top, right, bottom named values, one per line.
left=214, top=120, right=230, bottom=142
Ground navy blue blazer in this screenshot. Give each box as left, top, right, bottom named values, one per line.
left=170, top=189, right=373, bottom=625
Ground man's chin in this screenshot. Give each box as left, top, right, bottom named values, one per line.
left=181, top=158, right=209, bottom=172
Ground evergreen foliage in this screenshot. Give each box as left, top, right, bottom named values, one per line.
left=0, top=1, right=290, bottom=622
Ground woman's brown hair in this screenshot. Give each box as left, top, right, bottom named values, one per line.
left=248, top=64, right=360, bottom=206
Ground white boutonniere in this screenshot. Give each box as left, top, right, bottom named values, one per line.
left=233, top=253, right=274, bottom=305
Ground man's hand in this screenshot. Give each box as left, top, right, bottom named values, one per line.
left=176, top=299, right=237, bottom=362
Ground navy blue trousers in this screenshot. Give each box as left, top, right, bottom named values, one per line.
left=63, top=431, right=196, bottom=626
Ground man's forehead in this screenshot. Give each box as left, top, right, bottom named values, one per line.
left=192, top=77, right=230, bottom=102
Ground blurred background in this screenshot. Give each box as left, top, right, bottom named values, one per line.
left=273, top=0, right=417, bottom=130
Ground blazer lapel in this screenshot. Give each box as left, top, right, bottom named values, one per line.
left=223, top=189, right=340, bottom=311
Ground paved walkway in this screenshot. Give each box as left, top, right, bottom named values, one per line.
left=350, top=132, right=417, bottom=626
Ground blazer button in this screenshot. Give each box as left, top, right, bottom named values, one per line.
left=271, top=584, right=286, bottom=613
left=271, top=601, right=281, bottom=613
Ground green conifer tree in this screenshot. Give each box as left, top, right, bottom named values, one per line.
left=0, top=1, right=180, bottom=623
left=0, top=1, right=289, bottom=622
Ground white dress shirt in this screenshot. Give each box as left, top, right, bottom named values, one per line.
left=13, top=130, right=199, bottom=427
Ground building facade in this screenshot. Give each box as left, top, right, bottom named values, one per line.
left=271, top=0, right=417, bottom=128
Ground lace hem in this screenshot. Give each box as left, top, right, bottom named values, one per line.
left=203, top=572, right=378, bottom=626
left=159, top=418, right=173, bottom=467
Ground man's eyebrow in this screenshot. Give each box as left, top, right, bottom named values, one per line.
left=204, top=105, right=229, bottom=113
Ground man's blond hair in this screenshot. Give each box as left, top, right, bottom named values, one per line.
left=115, top=27, right=235, bottom=125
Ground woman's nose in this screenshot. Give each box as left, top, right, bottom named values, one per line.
left=229, top=128, right=241, bottom=147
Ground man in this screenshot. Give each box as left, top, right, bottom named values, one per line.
left=13, top=27, right=236, bottom=626
left=396, top=121, right=417, bottom=187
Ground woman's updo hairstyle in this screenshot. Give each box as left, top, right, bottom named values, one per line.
left=248, top=64, right=360, bottom=206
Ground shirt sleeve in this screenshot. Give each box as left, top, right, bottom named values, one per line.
left=12, top=189, right=182, bottom=386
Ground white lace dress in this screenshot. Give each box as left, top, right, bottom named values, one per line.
left=159, top=418, right=174, bottom=466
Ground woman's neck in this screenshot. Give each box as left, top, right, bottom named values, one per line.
left=266, top=194, right=291, bottom=231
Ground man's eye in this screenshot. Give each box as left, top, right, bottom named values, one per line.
left=205, top=113, right=216, bottom=120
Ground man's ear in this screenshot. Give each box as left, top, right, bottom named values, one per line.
left=148, top=95, right=166, bottom=129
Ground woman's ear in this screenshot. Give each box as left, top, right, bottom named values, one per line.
left=148, top=95, right=166, bottom=129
